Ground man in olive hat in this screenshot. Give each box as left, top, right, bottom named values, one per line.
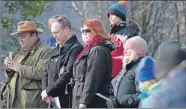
left=3, top=21, right=50, bottom=108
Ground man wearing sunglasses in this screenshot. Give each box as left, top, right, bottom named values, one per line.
left=41, top=15, right=83, bottom=108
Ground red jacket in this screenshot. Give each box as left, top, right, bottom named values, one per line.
left=111, top=35, right=124, bottom=77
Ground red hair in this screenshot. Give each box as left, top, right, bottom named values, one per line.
left=83, top=19, right=110, bottom=39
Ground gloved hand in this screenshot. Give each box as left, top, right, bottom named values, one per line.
left=106, top=96, right=119, bottom=108
left=79, top=103, right=87, bottom=108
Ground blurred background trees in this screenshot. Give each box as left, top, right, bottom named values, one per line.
left=0, top=1, right=185, bottom=81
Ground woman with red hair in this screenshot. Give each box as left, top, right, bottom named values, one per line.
left=72, top=19, right=116, bottom=108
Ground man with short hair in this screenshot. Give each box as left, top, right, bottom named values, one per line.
left=41, top=15, right=83, bottom=108
left=4, top=21, right=50, bottom=108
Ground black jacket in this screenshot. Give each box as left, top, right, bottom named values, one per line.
left=107, top=57, right=142, bottom=108
left=72, top=40, right=116, bottom=108
left=109, top=22, right=139, bottom=39
left=42, top=35, right=83, bottom=108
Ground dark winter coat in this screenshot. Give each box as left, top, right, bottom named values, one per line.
left=145, top=66, right=186, bottom=108
left=107, top=57, right=142, bottom=108
left=109, top=23, right=139, bottom=37
left=72, top=40, right=115, bottom=108
left=42, top=35, right=83, bottom=108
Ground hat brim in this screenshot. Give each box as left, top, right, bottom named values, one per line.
left=10, top=28, right=43, bottom=36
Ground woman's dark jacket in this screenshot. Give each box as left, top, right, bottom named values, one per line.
left=72, top=40, right=116, bottom=108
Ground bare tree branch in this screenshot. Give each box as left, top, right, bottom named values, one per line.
left=146, top=1, right=154, bottom=26
left=130, top=1, right=135, bottom=20
left=97, top=1, right=102, bottom=20
left=140, top=1, right=149, bottom=41
left=138, top=1, right=154, bottom=15
left=83, top=1, right=88, bottom=19
left=72, top=1, right=84, bottom=18
left=150, top=2, right=163, bottom=56
left=0, top=0, right=2, bottom=60
left=183, top=1, right=186, bottom=39
left=174, top=1, right=180, bottom=41
left=151, top=1, right=171, bottom=36
left=158, top=1, right=171, bottom=21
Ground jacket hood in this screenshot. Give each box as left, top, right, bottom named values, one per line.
left=100, top=40, right=118, bottom=52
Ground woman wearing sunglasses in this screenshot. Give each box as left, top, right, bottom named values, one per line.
left=72, top=19, right=116, bottom=108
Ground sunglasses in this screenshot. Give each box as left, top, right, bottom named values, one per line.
left=80, top=28, right=91, bottom=34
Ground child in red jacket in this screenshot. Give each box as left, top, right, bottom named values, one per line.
left=108, top=1, right=140, bottom=77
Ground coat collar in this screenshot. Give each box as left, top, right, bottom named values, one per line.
left=126, top=56, right=143, bottom=70
left=75, top=43, right=99, bottom=64
left=109, top=22, right=127, bottom=34
left=19, top=38, right=41, bottom=56
left=50, top=34, right=78, bottom=57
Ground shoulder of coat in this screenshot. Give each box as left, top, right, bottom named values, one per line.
left=89, top=45, right=108, bottom=55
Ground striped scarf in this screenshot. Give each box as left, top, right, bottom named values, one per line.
left=113, top=68, right=127, bottom=96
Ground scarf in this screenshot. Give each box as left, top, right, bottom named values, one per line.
left=76, top=37, right=104, bottom=61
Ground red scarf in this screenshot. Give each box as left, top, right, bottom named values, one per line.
left=76, top=37, right=104, bottom=61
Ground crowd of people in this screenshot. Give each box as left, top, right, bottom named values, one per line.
left=1, top=1, right=186, bottom=108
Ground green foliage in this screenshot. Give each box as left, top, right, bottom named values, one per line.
left=4, top=1, right=47, bottom=20
left=0, top=1, right=53, bottom=61
left=1, top=17, right=17, bottom=34
left=0, top=36, right=20, bottom=60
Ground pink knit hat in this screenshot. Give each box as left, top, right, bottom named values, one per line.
left=124, top=36, right=148, bottom=56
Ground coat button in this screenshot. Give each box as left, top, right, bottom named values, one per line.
left=53, top=74, right=55, bottom=77
left=76, top=96, right=80, bottom=99
left=55, top=59, right=58, bottom=62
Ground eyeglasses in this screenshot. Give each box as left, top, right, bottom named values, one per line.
left=51, top=15, right=68, bottom=36
left=80, top=28, right=91, bottom=34
left=52, top=28, right=64, bottom=36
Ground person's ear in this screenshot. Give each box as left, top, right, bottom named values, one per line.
left=64, top=27, right=70, bottom=34
left=33, top=32, right=37, bottom=38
